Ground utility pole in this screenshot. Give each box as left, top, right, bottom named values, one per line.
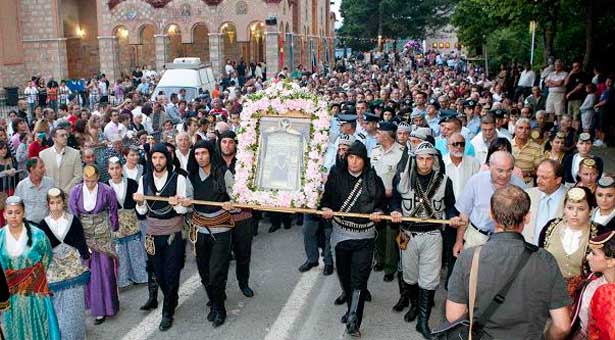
left=378, top=0, right=383, bottom=52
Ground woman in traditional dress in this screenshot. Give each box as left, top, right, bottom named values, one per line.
left=539, top=187, right=607, bottom=298
left=69, top=165, right=120, bottom=324
left=0, top=261, right=8, bottom=340
left=38, top=188, right=90, bottom=340
left=122, top=146, right=144, bottom=183
left=593, top=176, right=615, bottom=231
left=575, top=158, right=599, bottom=193
left=570, top=231, right=615, bottom=339
left=107, top=156, right=147, bottom=287
left=0, top=196, right=60, bottom=340
left=544, top=131, right=566, bottom=163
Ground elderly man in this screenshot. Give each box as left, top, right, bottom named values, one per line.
left=82, top=147, right=97, bottom=166
left=453, top=151, right=526, bottom=253
left=39, top=126, right=83, bottom=194
left=15, top=157, right=55, bottom=225
left=175, top=132, right=192, bottom=172
left=523, top=159, right=566, bottom=245
left=511, top=118, right=544, bottom=186
left=446, top=185, right=571, bottom=340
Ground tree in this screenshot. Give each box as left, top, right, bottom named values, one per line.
left=338, top=0, right=455, bottom=52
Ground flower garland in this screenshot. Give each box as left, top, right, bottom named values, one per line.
left=232, top=81, right=331, bottom=208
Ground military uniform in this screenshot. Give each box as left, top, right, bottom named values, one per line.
left=323, top=114, right=367, bottom=171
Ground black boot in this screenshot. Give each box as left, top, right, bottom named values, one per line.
left=392, top=272, right=410, bottom=312
left=211, top=299, right=227, bottom=328
left=345, top=290, right=362, bottom=338
left=159, top=296, right=175, bottom=331
left=334, top=291, right=346, bottom=305
left=140, top=273, right=158, bottom=311
left=205, top=286, right=216, bottom=322
left=415, top=288, right=435, bottom=339
left=403, top=283, right=419, bottom=322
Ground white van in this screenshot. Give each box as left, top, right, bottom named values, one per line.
left=152, top=57, right=215, bottom=102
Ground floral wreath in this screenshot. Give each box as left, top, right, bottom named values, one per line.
left=232, top=81, right=331, bottom=208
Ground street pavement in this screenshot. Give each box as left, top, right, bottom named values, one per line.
left=86, top=221, right=444, bottom=340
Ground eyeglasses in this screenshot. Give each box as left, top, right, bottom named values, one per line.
left=450, top=142, right=465, bottom=148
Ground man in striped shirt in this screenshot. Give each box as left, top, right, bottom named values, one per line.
left=512, top=118, right=544, bottom=186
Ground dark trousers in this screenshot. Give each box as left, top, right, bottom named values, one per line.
left=304, top=214, right=333, bottom=265
left=232, top=218, right=253, bottom=288
left=335, top=238, right=374, bottom=327
left=442, top=226, right=457, bottom=288
left=149, top=232, right=185, bottom=317
left=270, top=212, right=292, bottom=228
left=195, top=230, right=232, bottom=302
left=375, top=222, right=399, bottom=274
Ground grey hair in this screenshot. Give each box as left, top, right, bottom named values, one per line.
left=515, top=117, right=531, bottom=128
left=535, top=110, right=546, bottom=118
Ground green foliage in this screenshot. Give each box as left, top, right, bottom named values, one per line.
left=338, top=0, right=455, bottom=51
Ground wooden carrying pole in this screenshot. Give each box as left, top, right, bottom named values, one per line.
left=141, top=195, right=451, bottom=225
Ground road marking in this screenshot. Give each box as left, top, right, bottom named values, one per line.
left=120, top=272, right=202, bottom=340
left=263, top=265, right=322, bottom=340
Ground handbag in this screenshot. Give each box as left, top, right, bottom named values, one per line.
left=432, top=245, right=534, bottom=340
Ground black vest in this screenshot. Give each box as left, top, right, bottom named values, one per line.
left=189, top=166, right=229, bottom=214
left=144, top=171, right=179, bottom=219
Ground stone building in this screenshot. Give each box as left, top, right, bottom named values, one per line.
left=0, top=0, right=336, bottom=88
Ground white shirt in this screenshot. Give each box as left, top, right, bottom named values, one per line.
left=109, top=178, right=126, bottom=207
left=471, top=130, right=511, bottom=164
left=518, top=69, right=536, bottom=88
left=534, top=185, right=566, bottom=244
left=443, top=154, right=481, bottom=198
left=83, top=184, right=99, bottom=212
left=562, top=227, right=583, bottom=255
left=592, top=208, right=615, bottom=226
left=571, top=153, right=584, bottom=181
left=135, top=171, right=189, bottom=215
left=104, top=121, right=128, bottom=141
left=123, top=164, right=140, bottom=181
left=6, top=227, right=27, bottom=257
left=54, top=146, right=64, bottom=168
left=175, top=150, right=190, bottom=171
left=44, top=214, right=70, bottom=242
left=546, top=71, right=568, bottom=93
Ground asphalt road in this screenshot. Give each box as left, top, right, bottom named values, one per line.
left=85, top=220, right=442, bottom=340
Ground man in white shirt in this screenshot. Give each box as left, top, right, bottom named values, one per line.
left=523, top=159, right=566, bottom=245
left=104, top=109, right=127, bottom=141
left=133, top=143, right=190, bottom=331
left=442, top=132, right=481, bottom=284
left=515, top=63, right=536, bottom=101
left=545, top=59, right=568, bottom=118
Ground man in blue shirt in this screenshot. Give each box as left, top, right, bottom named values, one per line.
left=453, top=150, right=526, bottom=255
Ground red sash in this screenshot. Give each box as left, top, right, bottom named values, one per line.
left=5, top=262, right=51, bottom=296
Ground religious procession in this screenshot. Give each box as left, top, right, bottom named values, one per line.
left=1, top=0, right=615, bottom=339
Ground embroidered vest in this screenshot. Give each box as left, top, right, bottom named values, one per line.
left=144, top=172, right=178, bottom=219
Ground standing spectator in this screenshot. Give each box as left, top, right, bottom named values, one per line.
left=37, top=77, right=47, bottom=109
left=103, top=110, right=127, bottom=141
left=511, top=118, right=544, bottom=186
left=544, top=59, right=568, bottom=120
left=524, top=86, right=547, bottom=112
left=47, top=77, right=59, bottom=113
left=523, top=159, right=566, bottom=245
left=0, top=141, right=16, bottom=226
left=579, top=83, right=597, bottom=134
left=14, top=157, right=55, bottom=224
left=593, top=76, right=613, bottom=147
left=515, top=63, right=536, bottom=101
left=28, top=132, right=49, bottom=158
left=565, top=62, right=588, bottom=130
left=446, top=185, right=572, bottom=340
left=39, top=127, right=83, bottom=194
left=58, top=80, right=72, bottom=107
left=87, top=78, right=100, bottom=112
left=24, top=80, right=39, bottom=122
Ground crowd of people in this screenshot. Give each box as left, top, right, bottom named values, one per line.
left=0, top=48, right=613, bottom=340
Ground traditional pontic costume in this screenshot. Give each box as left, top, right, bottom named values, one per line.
left=320, top=141, right=386, bottom=337
left=392, top=141, right=457, bottom=339
left=0, top=196, right=60, bottom=340
left=187, top=140, right=234, bottom=327
left=107, top=164, right=148, bottom=288
left=39, top=188, right=91, bottom=340
left=135, top=143, right=190, bottom=331
left=69, top=166, right=121, bottom=322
